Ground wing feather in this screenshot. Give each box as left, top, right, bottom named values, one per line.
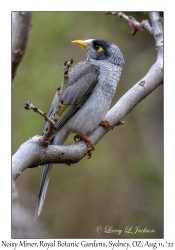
left=44, top=60, right=99, bottom=136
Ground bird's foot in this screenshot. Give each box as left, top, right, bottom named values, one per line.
left=100, top=120, right=113, bottom=129
left=73, top=131, right=95, bottom=159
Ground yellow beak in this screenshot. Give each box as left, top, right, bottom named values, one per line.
left=71, top=40, right=89, bottom=49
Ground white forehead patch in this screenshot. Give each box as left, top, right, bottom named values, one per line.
left=84, top=39, right=94, bottom=46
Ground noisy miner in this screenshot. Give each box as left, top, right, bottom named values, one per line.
left=35, top=39, right=124, bottom=220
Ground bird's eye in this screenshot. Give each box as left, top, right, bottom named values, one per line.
left=94, top=45, right=104, bottom=53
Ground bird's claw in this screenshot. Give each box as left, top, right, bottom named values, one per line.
left=100, top=120, right=113, bottom=129
left=86, top=141, right=95, bottom=159
left=73, top=131, right=95, bottom=158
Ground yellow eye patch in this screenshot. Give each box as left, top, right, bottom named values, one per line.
left=96, top=46, right=104, bottom=53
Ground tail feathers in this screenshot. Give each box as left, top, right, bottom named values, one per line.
left=34, top=164, right=52, bottom=221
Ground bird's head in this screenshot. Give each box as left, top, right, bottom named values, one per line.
left=72, top=39, right=124, bottom=65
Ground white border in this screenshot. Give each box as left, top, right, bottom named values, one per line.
left=1, top=0, right=174, bottom=246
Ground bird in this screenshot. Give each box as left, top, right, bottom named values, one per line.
left=35, top=39, right=124, bottom=220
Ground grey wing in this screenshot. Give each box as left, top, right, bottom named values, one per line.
left=42, top=61, right=89, bottom=133
left=43, top=61, right=99, bottom=135
left=51, top=61, right=100, bottom=138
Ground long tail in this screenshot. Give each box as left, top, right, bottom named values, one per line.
left=34, top=164, right=52, bottom=221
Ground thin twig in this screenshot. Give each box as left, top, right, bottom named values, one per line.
left=24, top=59, right=74, bottom=145
left=105, top=12, right=153, bottom=35
left=24, top=102, right=57, bottom=146
left=24, top=102, right=55, bottom=126
left=54, top=59, right=73, bottom=116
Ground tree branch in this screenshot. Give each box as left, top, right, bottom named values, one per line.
left=12, top=12, right=163, bottom=181
left=12, top=12, right=31, bottom=80
left=105, top=11, right=153, bottom=34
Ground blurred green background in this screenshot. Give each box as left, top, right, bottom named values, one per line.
left=12, top=12, right=163, bottom=238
